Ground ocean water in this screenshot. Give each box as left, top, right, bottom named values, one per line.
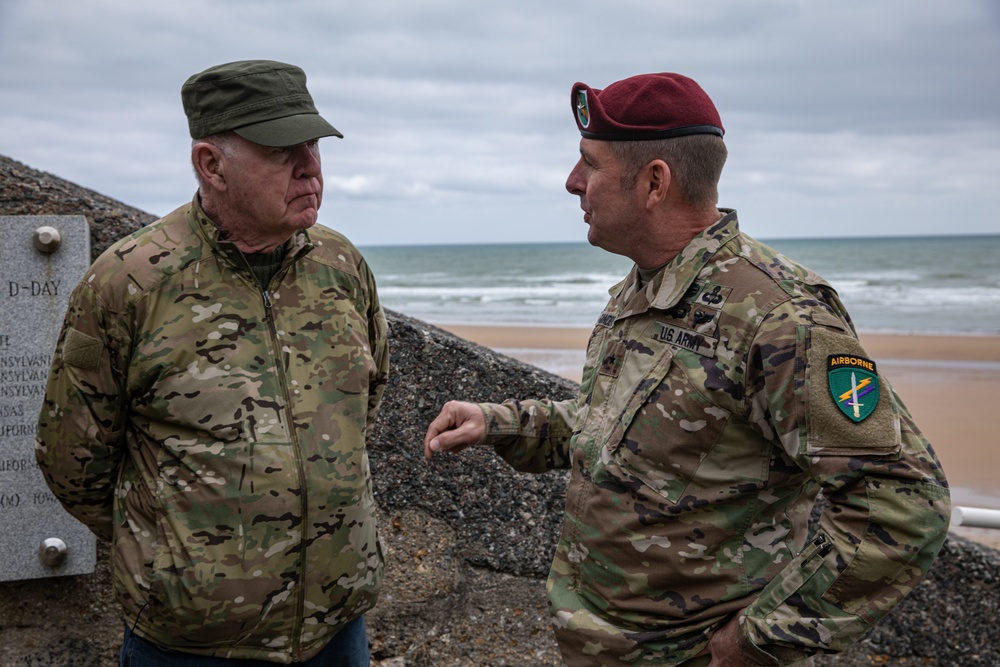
left=361, top=235, right=1000, bottom=335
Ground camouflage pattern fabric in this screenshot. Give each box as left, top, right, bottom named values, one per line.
left=35, top=196, right=389, bottom=663
left=480, top=210, right=950, bottom=666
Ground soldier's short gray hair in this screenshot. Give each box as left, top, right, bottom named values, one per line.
left=609, top=134, right=727, bottom=209
left=192, top=131, right=240, bottom=156
left=191, top=132, right=241, bottom=188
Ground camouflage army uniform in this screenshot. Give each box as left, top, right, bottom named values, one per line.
left=480, top=210, right=950, bottom=666
left=35, top=196, right=389, bottom=663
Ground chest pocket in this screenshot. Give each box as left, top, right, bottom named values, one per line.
left=606, top=347, right=733, bottom=504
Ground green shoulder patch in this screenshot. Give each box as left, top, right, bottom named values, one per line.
left=827, top=354, right=879, bottom=423
left=805, top=326, right=899, bottom=456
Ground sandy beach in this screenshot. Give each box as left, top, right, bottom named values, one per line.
left=439, top=324, right=1000, bottom=550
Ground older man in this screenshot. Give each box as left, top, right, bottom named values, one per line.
left=36, top=60, right=388, bottom=666
left=424, top=73, right=950, bottom=666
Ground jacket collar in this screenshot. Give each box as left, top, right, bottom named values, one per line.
left=608, top=209, right=739, bottom=319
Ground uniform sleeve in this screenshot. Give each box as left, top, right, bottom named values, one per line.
left=34, top=280, right=130, bottom=541
left=481, top=398, right=579, bottom=473
left=738, top=318, right=950, bottom=666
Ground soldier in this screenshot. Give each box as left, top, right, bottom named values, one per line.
left=36, top=60, right=388, bottom=666
left=424, top=73, right=950, bottom=666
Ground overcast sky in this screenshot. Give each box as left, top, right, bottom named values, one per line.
left=1, top=0, right=998, bottom=246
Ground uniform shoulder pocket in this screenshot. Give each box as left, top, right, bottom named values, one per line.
left=804, top=326, right=900, bottom=458
left=63, top=328, right=103, bottom=371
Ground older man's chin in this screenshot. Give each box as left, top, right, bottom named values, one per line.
left=287, top=202, right=321, bottom=229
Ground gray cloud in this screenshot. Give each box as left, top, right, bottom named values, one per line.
left=1, top=0, right=997, bottom=244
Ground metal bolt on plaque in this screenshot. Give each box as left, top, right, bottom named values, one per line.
left=33, top=225, right=63, bottom=254
left=38, top=537, right=68, bottom=567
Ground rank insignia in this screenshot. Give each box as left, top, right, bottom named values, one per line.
left=576, top=90, right=590, bottom=128
left=827, top=354, right=880, bottom=422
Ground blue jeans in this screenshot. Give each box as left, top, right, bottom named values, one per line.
left=119, top=615, right=369, bottom=667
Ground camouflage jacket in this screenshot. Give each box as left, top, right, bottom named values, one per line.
left=35, top=197, right=389, bottom=663
left=481, top=211, right=950, bottom=666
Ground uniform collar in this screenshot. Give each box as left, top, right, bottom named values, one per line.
left=608, top=209, right=740, bottom=318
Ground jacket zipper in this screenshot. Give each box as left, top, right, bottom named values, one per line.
left=261, top=279, right=310, bottom=660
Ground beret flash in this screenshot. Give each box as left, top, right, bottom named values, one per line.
left=572, top=72, right=724, bottom=141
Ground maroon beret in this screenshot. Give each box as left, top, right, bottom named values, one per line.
left=572, top=73, right=723, bottom=141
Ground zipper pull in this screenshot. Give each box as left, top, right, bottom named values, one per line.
left=813, top=533, right=833, bottom=556
left=263, top=290, right=273, bottom=309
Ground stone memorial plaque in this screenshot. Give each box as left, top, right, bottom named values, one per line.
left=0, top=215, right=95, bottom=581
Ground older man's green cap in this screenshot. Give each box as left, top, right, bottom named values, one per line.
left=182, top=60, right=342, bottom=146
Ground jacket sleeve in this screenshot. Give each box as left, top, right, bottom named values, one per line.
left=737, top=318, right=951, bottom=666
left=34, top=279, right=129, bottom=541
left=480, top=398, right=579, bottom=473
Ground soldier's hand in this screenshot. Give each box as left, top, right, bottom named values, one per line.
left=424, top=401, right=487, bottom=459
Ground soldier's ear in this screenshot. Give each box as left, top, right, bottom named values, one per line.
left=192, top=142, right=228, bottom=192
left=642, top=159, right=670, bottom=210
